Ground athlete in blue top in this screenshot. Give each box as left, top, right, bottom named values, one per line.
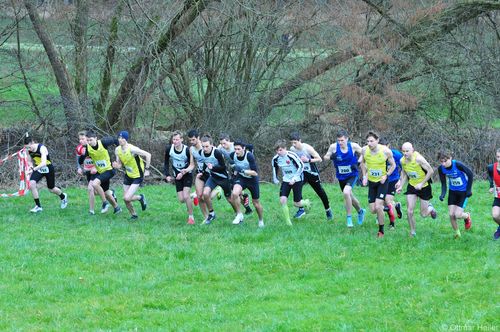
left=324, top=130, right=365, bottom=227
left=437, top=150, right=474, bottom=238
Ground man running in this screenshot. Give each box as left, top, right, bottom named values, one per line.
left=76, top=131, right=116, bottom=215
left=79, top=131, right=121, bottom=214
left=199, top=135, right=236, bottom=224
left=24, top=135, right=68, bottom=213
left=437, top=150, right=474, bottom=239
left=113, top=131, right=150, bottom=219
left=164, top=130, right=196, bottom=225
left=396, top=142, right=437, bottom=237
left=272, top=139, right=310, bottom=226
left=187, top=129, right=209, bottom=220
left=379, top=137, right=402, bottom=229
left=324, top=129, right=365, bottom=227
left=359, top=131, right=396, bottom=238
left=289, top=131, right=332, bottom=220
left=230, top=140, right=264, bottom=227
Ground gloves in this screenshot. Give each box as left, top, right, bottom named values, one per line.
left=439, top=195, right=444, bottom=201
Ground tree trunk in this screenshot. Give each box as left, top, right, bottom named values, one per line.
left=23, top=0, right=82, bottom=132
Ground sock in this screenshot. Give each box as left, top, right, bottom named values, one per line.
left=347, top=215, right=352, bottom=223
left=455, top=229, right=461, bottom=236
left=189, top=215, right=194, bottom=219
left=34, top=198, right=41, bottom=207
left=387, top=204, right=395, bottom=222
left=281, top=204, right=291, bottom=224
left=390, top=221, right=395, bottom=227
left=59, top=193, right=65, bottom=200
left=379, top=224, right=384, bottom=234
left=209, top=210, right=214, bottom=216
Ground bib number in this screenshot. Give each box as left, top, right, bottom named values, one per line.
left=125, top=166, right=134, bottom=173
left=408, top=171, right=418, bottom=179
left=450, top=177, right=463, bottom=187
left=338, top=165, right=351, bottom=175
left=370, top=169, right=382, bottom=177
left=38, top=166, right=49, bottom=174
left=95, top=160, right=107, bottom=168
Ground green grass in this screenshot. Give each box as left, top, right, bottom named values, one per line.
left=0, top=180, right=497, bottom=330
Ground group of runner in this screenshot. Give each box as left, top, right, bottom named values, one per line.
left=21, top=129, right=500, bottom=240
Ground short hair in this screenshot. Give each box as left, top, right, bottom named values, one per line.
left=289, top=131, right=301, bottom=141
left=219, top=133, right=231, bottom=141
left=171, top=130, right=183, bottom=139
left=78, top=130, right=86, bottom=136
left=201, top=135, right=212, bottom=144
left=23, top=133, right=34, bottom=145
left=274, top=139, right=288, bottom=150
left=187, top=129, right=199, bottom=138
left=234, top=140, right=246, bottom=148
left=379, top=137, right=388, bottom=146
left=336, top=129, right=349, bottom=138
left=365, top=131, right=379, bottom=140
left=437, top=150, right=452, bottom=160
left=86, top=130, right=97, bottom=138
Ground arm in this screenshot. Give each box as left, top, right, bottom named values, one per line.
left=396, top=170, right=408, bottom=193
left=323, top=143, right=335, bottom=161
left=455, top=161, right=474, bottom=196
left=78, top=147, right=89, bottom=165
left=305, top=143, right=322, bottom=163
left=33, top=146, right=48, bottom=171
left=112, top=147, right=122, bottom=169
left=359, top=147, right=367, bottom=186
left=101, top=136, right=119, bottom=148
left=487, top=164, right=494, bottom=192
left=210, top=149, right=227, bottom=173
left=272, top=156, right=279, bottom=184
left=438, top=167, right=447, bottom=200
left=163, top=145, right=171, bottom=178
left=415, top=155, right=434, bottom=190
left=289, top=152, right=304, bottom=183
left=130, top=145, right=151, bottom=176
left=383, top=148, right=395, bottom=184
left=244, top=152, right=259, bottom=177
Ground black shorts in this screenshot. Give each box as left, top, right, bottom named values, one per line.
left=175, top=172, right=193, bottom=192
left=338, top=175, right=358, bottom=192
left=234, top=175, right=260, bottom=200
left=387, top=180, right=398, bottom=196
left=96, top=169, right=115, bottom=192
left=405, top=184, right=433, bottom=201
left=124, top=174, right=143, bottom=186
left=30, top=164, right=56, bottom=189
left=448, top=190, right=467, bottom=208
left=280, top=181, right=303, bottom=202
left=304, top=172, right=320, bottom=185
left=85, top=172, right=98, bottom=183
left=205, top=176, right=231, bottom=198
left=368, top=180, right=389, bottom=203
left=493, top=197, right=500, bottom=208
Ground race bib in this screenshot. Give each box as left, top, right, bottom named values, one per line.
left=370, top=169, right=382, bottom=177
left=338, top=165, right=352, bottom=174
left=408, top=171, right=418, bottom=179
left=303, top=164, right=311, bottom=172
left=38, top=166, right=49, bottom=174
left=284, top=169, right=293, bottom=174
left=174, top=161, right=185, bottom=169
left=95, top=160, right=107, bottom=168
left=450, top=177, right=463, bottom=187
left=125, top=166, right=134, bottom=173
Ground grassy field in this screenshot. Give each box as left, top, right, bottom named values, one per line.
left=0, top=180, right=497, bottom=331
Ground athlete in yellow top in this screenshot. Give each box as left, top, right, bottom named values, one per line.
left=79, top=131, right=121, bottom=214
left=113, top=130, right=151, bottom=220
left=359, top=131, right=395, bottom=238
left=395, top=142, right=437, bottom=237
left=24, top=135, right=68, bottom=213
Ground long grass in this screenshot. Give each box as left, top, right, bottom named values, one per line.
left=0, top=180, right=497, bottom=330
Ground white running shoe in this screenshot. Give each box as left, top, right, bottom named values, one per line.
left=60, top=193, right=68, bottom=209
left=258, top=220, right=265, bottom=228
left=30, top=205, right=43, bottom=213
left=232, top=213, right=244, bottom=225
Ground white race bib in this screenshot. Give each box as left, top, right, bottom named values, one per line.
left=95, top=160, right=107, bottom=168
left=338, top=165, right=352, bottom=174
left=370, top=169, right=382, bottom=177
left=408, top=171, right=418, bottom=179
left=38, top=166, right=49, bottom=174
left=450, top=177, right=463, bottom=187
